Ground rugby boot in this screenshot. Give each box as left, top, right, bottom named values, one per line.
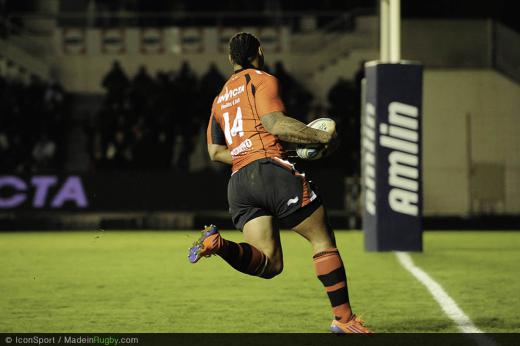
left=330, top=315, right=372, bottom=334
left=188, top=225, right=222, bottom=263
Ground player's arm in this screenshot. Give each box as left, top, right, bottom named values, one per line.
left=261, top=111, right=331, bottom=144
left=207, top=143, right=232, bottom=165
left=207, top=111, right=232, bottom=165
left=255, top=75, right=331, bottom=144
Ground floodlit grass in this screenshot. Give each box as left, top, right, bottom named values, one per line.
left=0, top=230, right=519, bottom=333
left=410, top=232, right=520, bottom=333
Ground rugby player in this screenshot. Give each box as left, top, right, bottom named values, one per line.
left=188, top=32, right=371, bottom=334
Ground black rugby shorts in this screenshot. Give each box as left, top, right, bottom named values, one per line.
left=227, top=157, right=321, bottom=230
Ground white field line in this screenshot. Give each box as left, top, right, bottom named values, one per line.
left=395, top=252, right=496, bottom=345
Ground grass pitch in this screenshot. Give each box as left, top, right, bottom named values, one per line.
left=0, top=230, right=519, bottom=333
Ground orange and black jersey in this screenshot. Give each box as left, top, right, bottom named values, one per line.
left=207, top=68, right=286, bottom=173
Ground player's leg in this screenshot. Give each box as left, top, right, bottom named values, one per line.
left=188, top=216, right=281, bottom=279
left=242, top=215, right=283, bottom=279
left=291, top=206, right=352, bottom=320
left=261, top=158, right=359, bottom=325
left=189, top=160, right=282, bottom=278
left=292, top=205, right=371, bottom=333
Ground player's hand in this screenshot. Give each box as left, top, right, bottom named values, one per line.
left=317, top=130, right=333, bottom=144
left=318, top=129, right=338, bottom=144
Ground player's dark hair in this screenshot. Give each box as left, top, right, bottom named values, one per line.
left=229, top=32, right=261, bottom=67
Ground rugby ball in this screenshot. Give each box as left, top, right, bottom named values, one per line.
left=296, top=117, right=337, bottom=160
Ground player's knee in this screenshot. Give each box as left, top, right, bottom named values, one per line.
left=272, top=261, right=284, bottom=276
left=261, top=261, right=283, bottom=279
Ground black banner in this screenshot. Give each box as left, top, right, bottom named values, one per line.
left=0, top=333, right=516, bottom=346
left=0, top=169, right=344, bottom=212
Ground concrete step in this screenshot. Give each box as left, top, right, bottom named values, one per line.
left=0, top=37, right=50, bottom=78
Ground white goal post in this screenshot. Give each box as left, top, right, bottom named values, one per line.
left=380, top=0, right=401, bottom=63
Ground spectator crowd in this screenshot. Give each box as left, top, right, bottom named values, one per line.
left=0, top=59, right=361, bottom=175
left=90, top=61, right=224, bottom=171
left=0, top=66, right=68, bottom=173
left=89, top=60, right=316, bottom=172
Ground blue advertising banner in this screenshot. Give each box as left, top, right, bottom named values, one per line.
left=362, top=62, right=423, bottom=251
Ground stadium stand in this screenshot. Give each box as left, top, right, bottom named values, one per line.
left=0, top=71, right=68, bottom=172
left=1, top=0, right=519, bottom=230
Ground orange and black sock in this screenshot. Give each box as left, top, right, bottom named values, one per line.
left=216, top=239, right=269, bottom=277
left=313, top=248, right=353, bottom=323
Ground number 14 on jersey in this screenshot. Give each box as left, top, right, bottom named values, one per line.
left=223, top=106, right=244, bottom=145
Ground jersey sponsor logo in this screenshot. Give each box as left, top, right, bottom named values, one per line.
left=287, top=196, right=299, bottom=206
left=217, top=85, right=245, bottom=104
left=363, top=102, right=377, bottom=216
left=230, top=138, right=252, bottom=156
left=220, top=97, right=240, bottom=110
left=380, top=102, right=419, bottom=216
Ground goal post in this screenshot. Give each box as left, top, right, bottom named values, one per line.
left=361, top=0, right=423, bottom=251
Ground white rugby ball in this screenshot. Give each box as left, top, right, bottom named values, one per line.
left=296, top=117, right=337, bottom=160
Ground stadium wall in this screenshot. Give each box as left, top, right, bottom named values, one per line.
left=402, top=19, right=492, bottom=68
left=423, top=69, right=520, bottom=215
left=47, top=18, right=490, bottom=96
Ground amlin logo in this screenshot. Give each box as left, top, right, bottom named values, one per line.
left=380, top=102, right=420, bottom=217
left=363, top=102, right=377, bottom=216
left=363, top=101, right=420, bottom=217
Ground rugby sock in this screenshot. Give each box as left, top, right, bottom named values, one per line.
left=216, top=239, right=269, bottom=277
left=313, top=248, right=353, bottom=323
